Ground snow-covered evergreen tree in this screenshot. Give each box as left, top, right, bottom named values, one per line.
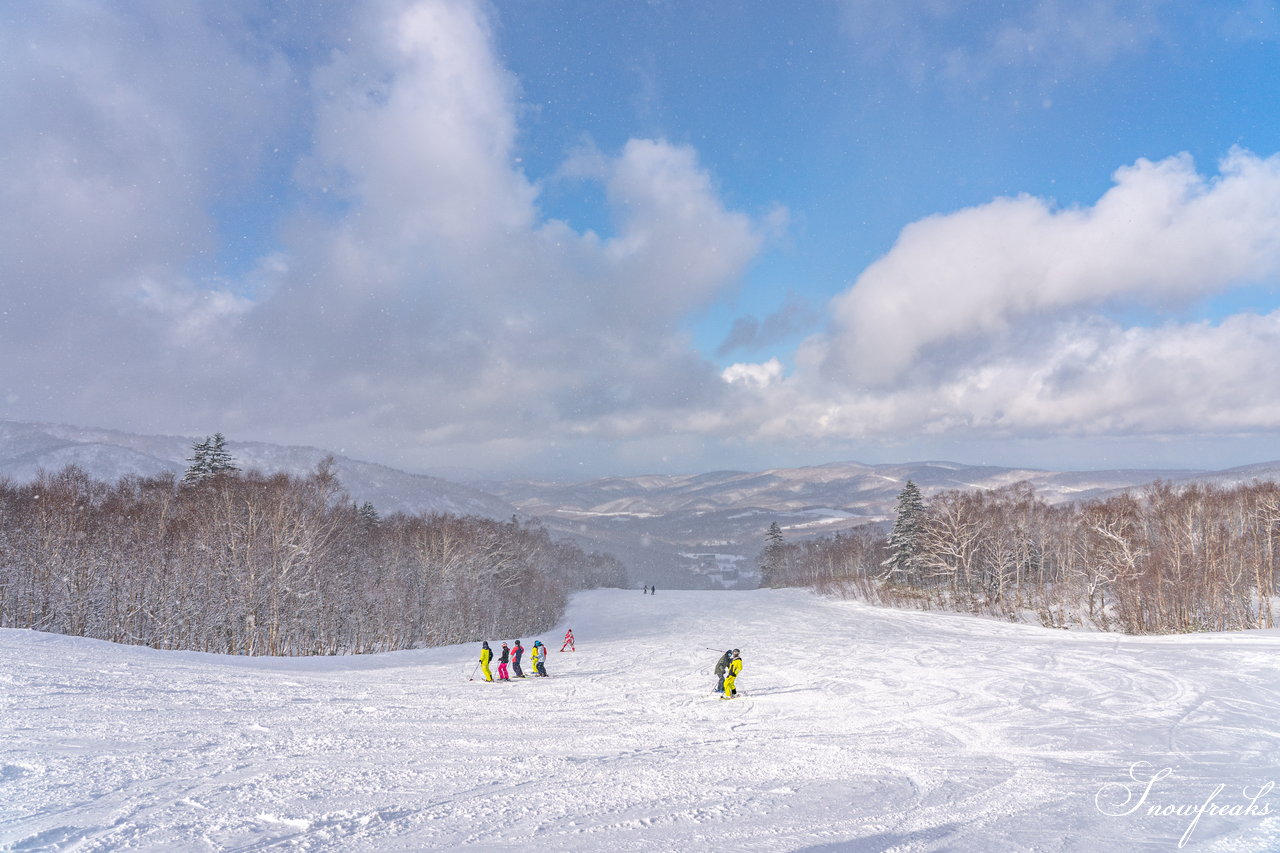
left=357, top=501, right=380, bottom=526
left=205, top=433, right=239, bottom=477
left=183, top=433, right=239, bottom=484
left=182, top=437, right=212, bottom=484
left=882, top=480, right=925, bottom=581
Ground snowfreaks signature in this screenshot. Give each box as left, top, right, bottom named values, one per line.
left=1095, top=762, right=1274, bottom=848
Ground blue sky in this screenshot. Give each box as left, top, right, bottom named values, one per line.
left=3, top=1, right=1280, bottom=478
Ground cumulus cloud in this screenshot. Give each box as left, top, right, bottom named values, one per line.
left=0, top=0, right=769, bottom=473
left=722, top=359, right=784, bottom=390
left=722, top=149, right=1280, bottom=452
left=239, top=0, right=765, bottom=464
left=814, top=149, right=1280, bottom=385
left=750, top=311, right=1280, bottom=445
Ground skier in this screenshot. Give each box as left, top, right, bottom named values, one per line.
left=560, top=628, right=575, bottom=652
left=511, top=639, right=526, bottom=678
left=497, top=642, right=511, bottom=680
left=713, top=649, right=732, bottom=694
left=722, top=649, right=742, bottom=699
left=643, top=585, right=648, bottom=595
left=479, top=641, right=494, bottom=683
left=532, top=640, right=548, bottom=677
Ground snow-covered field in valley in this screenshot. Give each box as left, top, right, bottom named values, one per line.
left=3, top=589, right=1278, bottom=852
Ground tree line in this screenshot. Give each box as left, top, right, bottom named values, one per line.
left=759, top=479, right=1280, bottom=634
left=0, top=462, right=624, bottom=655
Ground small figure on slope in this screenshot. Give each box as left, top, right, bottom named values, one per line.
left=713, top=649, right=732, bottom=694
left=479, top=641, right=494, bottom=683
left=532, top=640, right=549, bottom=677
left=511, top=639, right=526, bottom=678
left=560, top=628, right=575, bottom=652
left=722, top=649, right=742, bottom=699
left=498, top=642, right=511, bottom=680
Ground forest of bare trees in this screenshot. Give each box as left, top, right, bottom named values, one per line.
left=0, top=463, right=624, bottom=655
left=760, top=480, right=1280, bottom=634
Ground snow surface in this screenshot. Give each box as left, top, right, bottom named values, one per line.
left=3, top=589, right=1278, bottom=852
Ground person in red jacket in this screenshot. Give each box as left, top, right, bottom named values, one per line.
left=560, top=628, right=575, bottom=652
left=511, top=640, right=526, bottom=678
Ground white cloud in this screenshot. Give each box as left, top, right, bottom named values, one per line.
left=750, top=311, right=1280, bottom=445
left=814, top=149, right=1280, bottom=385
left=724, top=151, right=1280, bottom=452
left=0, top=0, right=770, bottom=473
left=722, top=359, right=784, bottom=390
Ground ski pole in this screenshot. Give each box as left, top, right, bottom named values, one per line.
left=467, top=661, right=480, bottom=681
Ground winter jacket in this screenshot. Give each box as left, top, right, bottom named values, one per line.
left=480, top=645, right=491, bottom=665
left=512, top=643, right=524, bottom=663
left=500, top=646, right=510, bottom=664
left=714, top=651, right=731, bottom=676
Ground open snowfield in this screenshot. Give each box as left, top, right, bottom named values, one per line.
left=3, top=588, right=1278, bottom=852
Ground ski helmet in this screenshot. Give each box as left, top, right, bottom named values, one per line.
left=732, top=649, right=740, bottom=656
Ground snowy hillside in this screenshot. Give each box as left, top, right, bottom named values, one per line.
left=0, top=421, right=515, bottom=520
left=3, top=589, right=1276, bottom=852
left=485, top=460, right=1280, bottom=589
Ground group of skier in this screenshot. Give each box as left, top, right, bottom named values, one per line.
left=477, top=632, right=744, bottom=701
left=478, top=639, right=546, bottom=681
left=478, top=628, right=574, bottom=682
left=713, top=648, right=743, bottom=699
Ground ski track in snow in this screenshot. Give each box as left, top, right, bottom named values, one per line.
left=2, top=589, right=1278, bottom=852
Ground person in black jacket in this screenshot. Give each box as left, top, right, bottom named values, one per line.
left=511, top=640, right=525, bottom=678
left=497, top=642, right=511, bottom=680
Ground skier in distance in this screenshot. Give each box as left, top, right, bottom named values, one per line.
left=497, top=642, right=511, bottom=681
left=511, top=639, right=526, bottom=678
left=713, top=649, right=732, bottom=694
left=722, top=649, right=742, bottom=699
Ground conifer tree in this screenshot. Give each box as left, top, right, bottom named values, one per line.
left=759, top=521, right=786, bottom=587
left=882, top=480, right=926, bottom=581
left=357, top=501, right=380, bottom=526
left=183, top=436, right=213, bottom=484
left=183, top=433, right=239, bottom=484
left=205, top=433, right=239, bottom=477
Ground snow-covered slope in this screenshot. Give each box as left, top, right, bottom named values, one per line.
left=3, top=589, right=1276, bottom=852
left=0, top=420, right=515, bottom=520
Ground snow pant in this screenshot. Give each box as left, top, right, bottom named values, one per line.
left=723, top=674, right=737, bottom=698
left=512, top=658, right=524, bottom=677
left=481, top=662, right=493, bottom=682
left=498, top=662, right=509, bottom=680
left=716, top=674, right=725, bottom=693
left=536, top=660, right=548, bottom=677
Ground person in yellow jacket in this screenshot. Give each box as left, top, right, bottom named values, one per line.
left=479, top=641, right=494, bottom=682
left=722, top=649, right=742, bottom=699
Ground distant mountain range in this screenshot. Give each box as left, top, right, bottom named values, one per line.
left=481, top=459, right=1280, bottom=589
left=4, top=420, right=1280, bottom=590
left=0, top=421, right=514, bottom=520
